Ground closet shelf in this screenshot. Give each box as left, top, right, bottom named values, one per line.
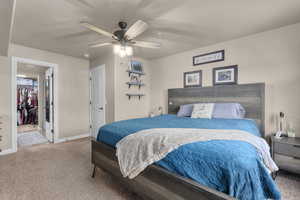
left=126, top=93, right=145, bottom=100
left=126, top=82, right=145, bottom=89
left=126, top=70, right=145, bottom=77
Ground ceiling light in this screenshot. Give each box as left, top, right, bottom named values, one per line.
left=84, top=53, right=90, bottom=58
left=113, top=44, right=133, bottom=57
left=113, top=45, right=121, bottom=54
left=17, top=74, right=27, bottom=78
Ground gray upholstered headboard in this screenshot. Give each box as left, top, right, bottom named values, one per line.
left=168, top=83, right=265, bottom=137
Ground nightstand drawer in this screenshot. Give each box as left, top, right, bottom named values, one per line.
left=274, top=142, right=300, bottom=158
left=274, top=154, right=300, bottom=174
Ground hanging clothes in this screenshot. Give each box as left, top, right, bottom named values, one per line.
left=16, top=78, right=39, bottom=126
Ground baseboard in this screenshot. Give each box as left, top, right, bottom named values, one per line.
left=0, top=148, right=17, bottom=156
left=55, top=133, right=90, bottom=144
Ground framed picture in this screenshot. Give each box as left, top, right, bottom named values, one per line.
left=184, top=70, right=202, bottom=88
left=130, top=60, right=143, bottom=73
left=213, top=65, right=238, bottom=85
left=193, top=50, right=224, bottom=66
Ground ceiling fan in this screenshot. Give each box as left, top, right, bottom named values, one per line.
left=80, top=20, right=161, bottom=57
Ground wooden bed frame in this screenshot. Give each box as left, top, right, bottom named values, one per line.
left=92, top=83, right=265, bottom=200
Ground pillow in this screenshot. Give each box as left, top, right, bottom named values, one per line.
left=191, top=103, right=215, bottom=119
left=177, top=104, right=193, bottom=117
left=212, top=103, right=246, bottom=119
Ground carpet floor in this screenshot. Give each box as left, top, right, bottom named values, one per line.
left=0, top=138, right=299, bottom=200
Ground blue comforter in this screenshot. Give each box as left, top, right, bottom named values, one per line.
left=97, top=114, right=280, bottom=200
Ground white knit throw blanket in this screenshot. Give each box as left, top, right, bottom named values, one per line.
left=116, top=128, right=278, bottom=179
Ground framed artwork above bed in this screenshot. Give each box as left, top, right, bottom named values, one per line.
left=184, top=70, right=202, bottom=88
left=193, top=50, right=225, bottom=66
left=213, top=65, right=238, bottom=85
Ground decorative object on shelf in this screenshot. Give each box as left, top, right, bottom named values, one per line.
left=184, top=70, right=202, bottom=88
left=193, top=50, right=224, bottom=66
left=127, top=70, right=145, bottom=77
left=126, top=60, right=146, bottom=99
left=126, top=93, right=145, bottom=100
left=213, top=65, right=238, bottom=85
left=130, top=74, right=139, bottom=82
left=130, top=60, right=143, bottom=73
left=275, top=112, right=285, bottom=138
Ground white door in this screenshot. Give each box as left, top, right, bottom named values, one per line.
left=44, top=68, right=54, bottom=142
left=90, top=65, right=106, bottom=138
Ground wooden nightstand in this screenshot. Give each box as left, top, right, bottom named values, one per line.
left=271, top=135, right=300, bottom=174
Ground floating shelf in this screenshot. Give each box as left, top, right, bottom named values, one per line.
left=126, top=70, right=145, bottom=77
left=126, top=82, right=145, bottom=89
left=126, top=93, right=145, bottom=100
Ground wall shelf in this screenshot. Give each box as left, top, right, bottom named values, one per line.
left=126, top=93, right=145, bottom=100
left=126, top=70, right=145, bottom=77
left=126, top=82, right=145, bottom=89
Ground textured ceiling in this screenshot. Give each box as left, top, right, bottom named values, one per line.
left=12, top=0, right=300, bottom=60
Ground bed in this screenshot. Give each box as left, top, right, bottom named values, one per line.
left=91, top=83, right=280, bottom=200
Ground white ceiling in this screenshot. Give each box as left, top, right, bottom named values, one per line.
left=12, top=0, right=300, bottom=60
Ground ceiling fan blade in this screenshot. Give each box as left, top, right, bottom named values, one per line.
left=132, top=41, right=161, bottom=48
left=80, top=22, right=115, bottom=38
left=125, top=20, right=149, bottom=40
left=89, top=42, right=113, bottom=48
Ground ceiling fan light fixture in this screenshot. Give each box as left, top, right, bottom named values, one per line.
left=125, top=46, right=133, bottom=56
left=113, top=44, right=133, bottom=57
left=113, top=44, right=121, bottom=54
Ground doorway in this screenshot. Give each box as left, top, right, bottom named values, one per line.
left=90, top=65, right=106, bottom=138
left=11, top=57, right=58, bottom=152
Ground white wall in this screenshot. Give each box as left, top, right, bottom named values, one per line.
left=0, top=44, right=90, bottom=152
left=150, top=23, right=300, bottom=137
left=0, top=56, right=12, bottom=150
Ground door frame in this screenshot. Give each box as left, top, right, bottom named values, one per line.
left=44, top=67, right=54, bottom=142
left=11, top=57, right=59, bottom=152
left=89, top=65, right=106, bottom=137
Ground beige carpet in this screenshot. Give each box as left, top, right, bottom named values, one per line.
left=0, top=138, right=299, bottom=200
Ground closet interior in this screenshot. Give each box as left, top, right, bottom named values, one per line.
left=16, top=63, right=50, bottom=148
left=17, top=77, right=39, bottom=132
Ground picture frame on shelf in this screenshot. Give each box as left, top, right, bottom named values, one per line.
left=213, top=65, right=238, bottom=85
left=130, top=60, right=143, bottom=73
left=193, top=50, right=224, bottom=66
left=184, top=70, right=202, bottom=88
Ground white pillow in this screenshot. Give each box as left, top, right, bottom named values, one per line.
left=191, top=103, right=215, bottom=119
